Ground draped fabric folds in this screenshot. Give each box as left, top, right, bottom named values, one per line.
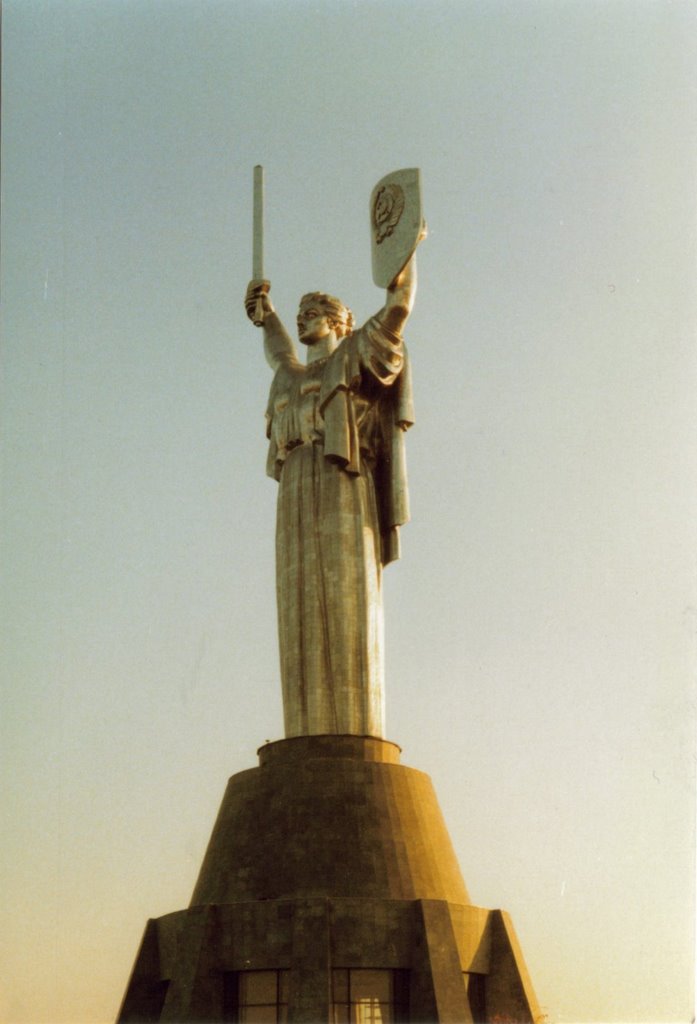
left=264, top=315, right=413, bottom=737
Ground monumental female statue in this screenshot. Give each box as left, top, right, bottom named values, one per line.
left=245, top=169, right=424, bottom=739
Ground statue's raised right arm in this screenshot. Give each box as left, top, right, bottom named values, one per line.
left=244, top=279, right=299, bottom=371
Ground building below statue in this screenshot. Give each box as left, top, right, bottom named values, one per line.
left=117, top=736, right=540, bottom=1023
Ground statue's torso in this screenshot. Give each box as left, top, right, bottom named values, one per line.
left=269, top=351, right=377, bottom=470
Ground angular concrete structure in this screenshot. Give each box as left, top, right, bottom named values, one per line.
left=118, top=737, right=540, bottom=1023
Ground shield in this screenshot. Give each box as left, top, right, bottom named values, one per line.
left=370, top=168, right=423, bottom=287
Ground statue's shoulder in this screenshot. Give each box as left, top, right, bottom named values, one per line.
left=266, top=357, right=304, bottom=414
left=319, top=335, right=362, bottom=404
left=272, top=356, right=305, bottom=385
left=327, top=334, right=356, bottom=365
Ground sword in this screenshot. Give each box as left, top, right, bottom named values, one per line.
left=252, top=165, right=265, bottom=326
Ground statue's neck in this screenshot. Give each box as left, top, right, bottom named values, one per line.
left=306, top=335, right=339, bottom=364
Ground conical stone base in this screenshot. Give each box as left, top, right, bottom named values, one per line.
left=191, top=735, right=469, bottom=907
left=118, top=736, right=540, bottom=1023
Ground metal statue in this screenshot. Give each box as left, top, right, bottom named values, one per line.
left=245, top=168, right=425, bottom=738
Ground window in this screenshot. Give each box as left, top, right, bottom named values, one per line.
left=331, top=969, right=409, bottom=1024
left=224, top=970, right=289, bottom=1023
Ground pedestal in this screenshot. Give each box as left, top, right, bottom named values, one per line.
left=117, top=736, right=540, bottom=1023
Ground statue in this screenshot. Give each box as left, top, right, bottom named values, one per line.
left=245, top=169, right=425, bottom=739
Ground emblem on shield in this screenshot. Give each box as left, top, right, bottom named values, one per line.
left=373, top=184, right=406, bottom=244
left=370, top=168, right=424, bottom=287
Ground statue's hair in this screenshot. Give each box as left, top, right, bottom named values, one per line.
left=300, top=292, right=355, bottom=337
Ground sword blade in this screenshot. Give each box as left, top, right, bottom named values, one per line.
left=253, top=165, right=264, bottom=280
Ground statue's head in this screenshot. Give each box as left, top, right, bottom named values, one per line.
left=297, top=292, right=354, bottom=345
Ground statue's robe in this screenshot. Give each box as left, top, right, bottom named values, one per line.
left=264, top=313, right=414, bottom=737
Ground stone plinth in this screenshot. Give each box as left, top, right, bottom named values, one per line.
left=117, top=737, right=540, bottom=1023
left=191, top=735, right=469, bottom=907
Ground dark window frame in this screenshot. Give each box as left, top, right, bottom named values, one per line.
left=223, top=969, right=289, bottom=1023
left=331, top=967, right=409, bottom=1023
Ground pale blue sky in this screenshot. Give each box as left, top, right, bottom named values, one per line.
left=2, top=2, right=696, bottom=1022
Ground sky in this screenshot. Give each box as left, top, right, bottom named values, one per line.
left=1, top=1, right=696, bottom=1022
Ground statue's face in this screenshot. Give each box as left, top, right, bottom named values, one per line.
left=297, top=302, right=333, bottom=345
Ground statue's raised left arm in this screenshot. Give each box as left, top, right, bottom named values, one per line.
left=379, top=252, right=418, bottom=337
